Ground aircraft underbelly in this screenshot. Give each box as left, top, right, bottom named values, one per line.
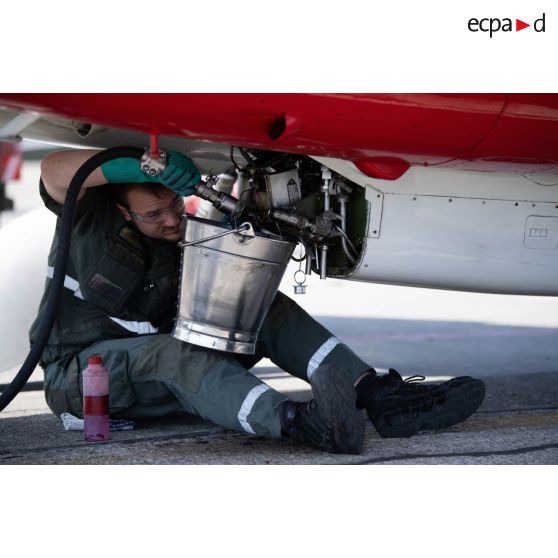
left=316, top=159, right=558, bottom=295
left=351, top=193, right=558, bottom=295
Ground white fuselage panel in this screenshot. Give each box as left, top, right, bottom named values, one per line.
left=314, top=158, right=558, bottom=295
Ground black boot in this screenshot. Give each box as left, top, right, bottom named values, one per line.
left=355, top=369, right=403, bottom=409
left=366, top=369, right=486, bottom=438
left=280, top=364, right=365, bottom=454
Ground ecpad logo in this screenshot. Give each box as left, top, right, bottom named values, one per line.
left=468, top=13, right=546, bottom=37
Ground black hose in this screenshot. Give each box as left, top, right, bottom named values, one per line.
left=0, top=146, right=144, bottom=412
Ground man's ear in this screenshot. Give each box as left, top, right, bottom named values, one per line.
left=116, top=203, right=132, bottom=222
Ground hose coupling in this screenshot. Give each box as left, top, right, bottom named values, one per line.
left=195, top=177, right=243, bottom=216
left=140, top=149, right=167, bottom=177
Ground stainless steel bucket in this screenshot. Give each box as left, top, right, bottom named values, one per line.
left=172, top=217, right=296, bottom=354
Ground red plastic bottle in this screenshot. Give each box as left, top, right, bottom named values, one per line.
left=83, top=355, right=110, bottom=442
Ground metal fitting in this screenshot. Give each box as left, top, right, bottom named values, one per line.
left=140, top=149, right=167, bottom=177
left=320, top=244, right=328, bottom=280
left=320, top=165, right=332, bottom=211
left=195, top=179, right=242, bottom=216
left=271, top=209, right=313, bottom=230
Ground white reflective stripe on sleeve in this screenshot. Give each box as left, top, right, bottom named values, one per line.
left=46, top=266, right=84, bottom=300
left=109, top=317, right=158, bottom=335
left=238, top=384, right=271, bottom=434
left=307, top=337, right=341, bottom=380
left=47, top=266, right=158, bottom=335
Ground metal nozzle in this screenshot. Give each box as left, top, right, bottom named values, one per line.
left=195, top=180, right=242, bottom=216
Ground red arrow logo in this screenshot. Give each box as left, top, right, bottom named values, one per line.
left=516, top=19, right=530, bottom=31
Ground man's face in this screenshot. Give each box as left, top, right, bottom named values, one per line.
left=118, top=188, right=185, bottom=242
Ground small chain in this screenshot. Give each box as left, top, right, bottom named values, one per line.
left=293, top=242, right=307, bottom=294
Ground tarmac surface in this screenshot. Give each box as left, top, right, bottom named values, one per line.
left=1, top=155, right=558, bottom=465
left=2, top=363, right=557, bottom=465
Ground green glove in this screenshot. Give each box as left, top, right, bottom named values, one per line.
left=101, top=151, right=201, bottom=196
left=160, top=151, right=201, bottom=196
left=101, top=157, right=153, bottom=184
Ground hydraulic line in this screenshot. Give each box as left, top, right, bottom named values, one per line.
left=0, top=146, right=144, bottom=412
left=337, top=194, right=356, bottom=265
left=334, top=224, right=358, bottom=262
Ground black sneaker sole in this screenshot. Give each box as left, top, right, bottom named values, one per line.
left=311, top=364, right=365, bottom=454
left=371, top=377, right=486, bottom=438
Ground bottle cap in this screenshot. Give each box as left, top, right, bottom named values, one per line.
left=88, top=355, right=103, bottom=365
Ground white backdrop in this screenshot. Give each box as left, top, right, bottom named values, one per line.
left=0, top=207, right=55, bottom=373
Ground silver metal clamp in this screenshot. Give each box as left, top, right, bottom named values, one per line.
left=140, top=149, right=167, bottom=177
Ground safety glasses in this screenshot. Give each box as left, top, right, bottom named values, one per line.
left=129, top=196, right=185, bottom=224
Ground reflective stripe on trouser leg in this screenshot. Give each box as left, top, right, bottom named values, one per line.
left=187, top=365, right=288, bottom=437
left=238, top=385, right=271, bottom=434
left=307, top=337, right=341, bottom=380
left=256, top=292, right=371, bottom=385
left=305, top=338, right=369, bottom=384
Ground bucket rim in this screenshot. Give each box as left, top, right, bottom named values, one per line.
left=183, top=215, right=294, bottom=246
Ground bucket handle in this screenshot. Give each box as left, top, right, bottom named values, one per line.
left=178, top=222, right=254, bottom=248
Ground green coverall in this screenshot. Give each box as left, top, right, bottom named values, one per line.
left=31, top=182, right=370, bottom=438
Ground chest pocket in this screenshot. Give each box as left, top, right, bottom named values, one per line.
left=80, top=235, right=145, bottom=316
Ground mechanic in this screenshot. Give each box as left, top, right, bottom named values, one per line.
left=30, top=149, right=486, bottom=455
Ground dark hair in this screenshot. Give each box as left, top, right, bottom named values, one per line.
left=110, top=182, right=171, bottom=209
